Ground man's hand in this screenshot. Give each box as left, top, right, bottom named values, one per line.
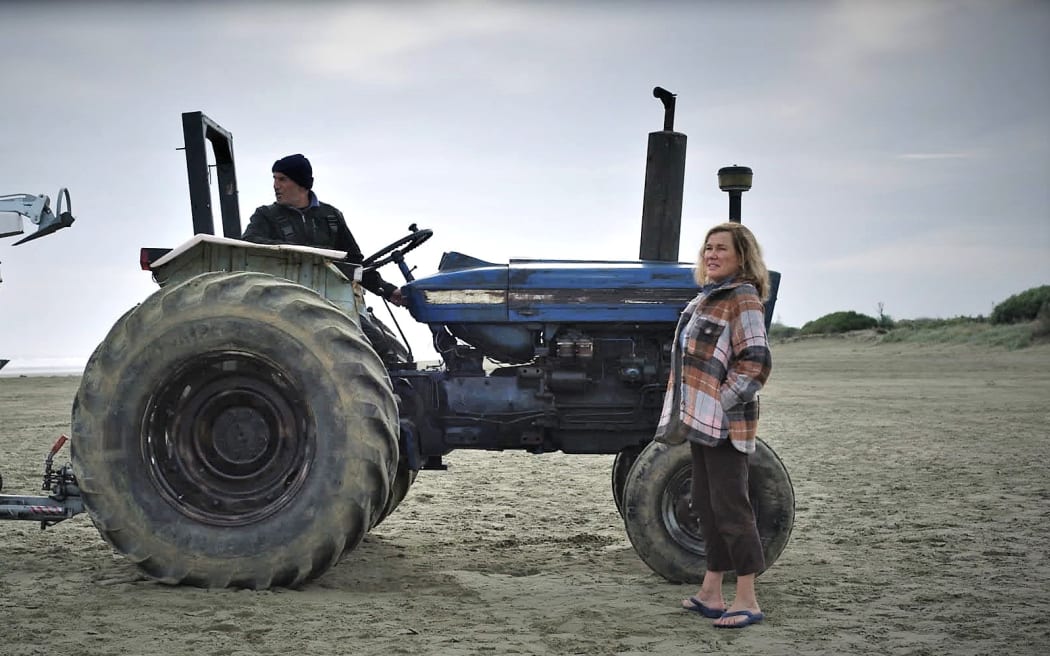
left=388, top=287, right=405, bottom=307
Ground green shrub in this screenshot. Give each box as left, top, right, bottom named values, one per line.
left=893, top=316, right=986, bottom=330
left=800, top=311, right=878, bottom=335
left=991, top=285, right=1050, bottom=324
left=881, top=320, right=1034, bottom=350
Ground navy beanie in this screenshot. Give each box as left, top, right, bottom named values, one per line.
left=272, top=153, right=313, bottom=190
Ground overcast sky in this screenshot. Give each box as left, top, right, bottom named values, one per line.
left=1, top=0, right=1047, bottom=368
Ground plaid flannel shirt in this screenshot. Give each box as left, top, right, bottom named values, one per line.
left=655, top=280, right=772, bottom=453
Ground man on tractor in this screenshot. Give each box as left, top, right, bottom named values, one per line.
left=242, top=153, right=406, bottom=362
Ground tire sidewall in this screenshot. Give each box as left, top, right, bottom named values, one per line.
left=73, top=273, right=397, bottom=572
left=612, top=445, right=644, bottom=516
left=622, top=439, right=794, bottom=583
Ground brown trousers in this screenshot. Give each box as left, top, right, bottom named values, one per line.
left=689, top=440, right=765, bottom=576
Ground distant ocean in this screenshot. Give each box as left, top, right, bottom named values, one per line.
left=0, top=357, right=86, bottom=377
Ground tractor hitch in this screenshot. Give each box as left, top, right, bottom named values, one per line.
left=0, top=434, right=84, bottom=528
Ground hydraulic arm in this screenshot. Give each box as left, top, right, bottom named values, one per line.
left=1, top=188, right=75, bottom=283
left=0, top=189, right=75, bottom=245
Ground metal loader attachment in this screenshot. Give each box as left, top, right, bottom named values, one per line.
left=1, top=188, right=75, bottom=285
left=1, top=189, right=79, bottom=514
left=0, top=188, right=75, bottom=246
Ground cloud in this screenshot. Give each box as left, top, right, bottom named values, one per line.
left=897, top=152, right=977, bottom=160
left=219, top=3, right=646, bottom=94
left=809, top=0, right=949, bottom=69
left=814, top=225, right=1049, bottom=276
left=1, top=1, right=1047, bottom=359
left=301, top=4, right=505, bottom=85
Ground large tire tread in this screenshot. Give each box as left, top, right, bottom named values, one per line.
left=73, top=272, right=398, bottom=589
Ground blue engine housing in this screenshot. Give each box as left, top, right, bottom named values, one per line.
left=392, top=250, right=780, bottom=459
left=402, top=251, right=778, bottom=363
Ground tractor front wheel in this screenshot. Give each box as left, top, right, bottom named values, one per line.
left=622, top=438, right=794, bottom=583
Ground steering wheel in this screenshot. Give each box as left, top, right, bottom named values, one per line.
left=361, top=224, right=433, bottom=269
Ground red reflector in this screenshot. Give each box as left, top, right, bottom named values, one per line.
left=140, top=247, right=172, bottom=270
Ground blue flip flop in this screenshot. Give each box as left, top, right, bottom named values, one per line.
left=682, top=597, right=725, bottom=619
left=714, top=609, right=765, bottom=628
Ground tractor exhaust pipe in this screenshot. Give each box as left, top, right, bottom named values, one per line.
left=638, top=86, right=687, bottom=262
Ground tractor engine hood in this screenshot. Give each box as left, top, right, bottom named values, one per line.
left=403, top=251, right=700, bottom=326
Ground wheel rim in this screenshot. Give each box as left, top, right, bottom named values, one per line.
left=142, top=351, right=313, bottom=526
left=659, top=465, right=707, bottom=556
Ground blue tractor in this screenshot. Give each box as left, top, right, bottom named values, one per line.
left=60, top=93, right=794, bottom=589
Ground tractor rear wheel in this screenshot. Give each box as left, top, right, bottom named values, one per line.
left=622, top=438, right=794, bottom=584
left=72, top=272, right=398, bottom=589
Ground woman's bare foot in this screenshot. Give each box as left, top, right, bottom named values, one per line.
left=682, top=571, right=726, bottom=617
left=714, top=574, right=762, bottom=627
left=713, top=605, right=764, bottom=628
left=681, top=595, right=726, bottom=618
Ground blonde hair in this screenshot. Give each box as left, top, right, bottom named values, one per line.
left=693, top=222, right=770, bottom=300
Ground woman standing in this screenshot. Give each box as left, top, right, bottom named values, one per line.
left=655, top=222, right=773, bottom=629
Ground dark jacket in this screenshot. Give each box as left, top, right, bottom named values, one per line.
left=241, top=197, right=396, bottom=298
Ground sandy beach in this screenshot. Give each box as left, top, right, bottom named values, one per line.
left=2, top=337, right=1048, bottom=655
